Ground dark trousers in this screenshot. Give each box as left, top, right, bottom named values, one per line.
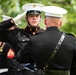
left=7, top=69, right=35, bottom=75
left=20, top=70, right=35, bottom=75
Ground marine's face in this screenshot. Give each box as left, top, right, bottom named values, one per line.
left=27, top=14, right=41, bottom=27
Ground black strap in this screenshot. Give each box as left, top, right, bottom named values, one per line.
left=44, top=33, right=66, bottom=69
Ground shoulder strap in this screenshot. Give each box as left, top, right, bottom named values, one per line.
left=44, top=32, right=66, bottom=69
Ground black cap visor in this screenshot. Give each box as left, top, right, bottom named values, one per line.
left=26, top=10, right=41, bottom=15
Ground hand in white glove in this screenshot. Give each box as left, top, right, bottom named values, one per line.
left=13, top=11, right=26, bottom=25
left=2, top=15, right=21, bottom=26
left=2, top=15, right=12, bottom=21
left=2, top=11, right=26, bottom=26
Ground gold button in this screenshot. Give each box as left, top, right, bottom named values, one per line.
left=33, top=32, right=35, bottom=35
left=30, top=29, right=32, bottom=31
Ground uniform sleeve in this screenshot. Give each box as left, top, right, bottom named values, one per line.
left=0, top=19, right=15, bottom=30
left=17, top=39, right=32, bottom=63
left=70, top=41, right=76, bottom=75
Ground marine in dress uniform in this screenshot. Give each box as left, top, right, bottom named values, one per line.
left=2, top=43, right=18, bottom=75
left=0, top=3, right=45, bottom=75
left=17, top=6, right=76, bottom=75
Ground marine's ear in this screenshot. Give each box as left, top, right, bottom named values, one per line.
left=59, top=21, right=62, bottom=26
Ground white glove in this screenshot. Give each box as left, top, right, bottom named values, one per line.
left=13, top=11, right=26, bottom=25
left=2, top=15, right=21, bottom=26
left=2, top=11, right=26, bottom=26
left=2, top=15, right=12, bottom=21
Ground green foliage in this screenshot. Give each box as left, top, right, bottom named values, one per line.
left=0, top=0, right=76, bottom=35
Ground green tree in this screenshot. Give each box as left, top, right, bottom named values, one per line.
left=0, top=0, right=76, bottom=35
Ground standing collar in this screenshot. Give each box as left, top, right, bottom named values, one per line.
left=24, top=26, right=40, bottom=35
left=46, top=26, right=59, bottom=31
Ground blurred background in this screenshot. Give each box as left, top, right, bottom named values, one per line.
left=0, top=0, right=76, bottom=36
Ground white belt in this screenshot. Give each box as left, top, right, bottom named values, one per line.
left=0, top=68, right=8, bottom=73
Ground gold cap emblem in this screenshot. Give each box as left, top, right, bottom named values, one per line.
left=33, top=4, right=36, bottom=7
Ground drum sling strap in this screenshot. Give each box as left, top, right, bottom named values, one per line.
left=42, top=33, right=70, bottom=75
left=44, top=32, right=66, bottom=69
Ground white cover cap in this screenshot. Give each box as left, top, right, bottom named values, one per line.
left=22, top=3, right=44, bottom=12
left=42, top=6, right=67, bottom=17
